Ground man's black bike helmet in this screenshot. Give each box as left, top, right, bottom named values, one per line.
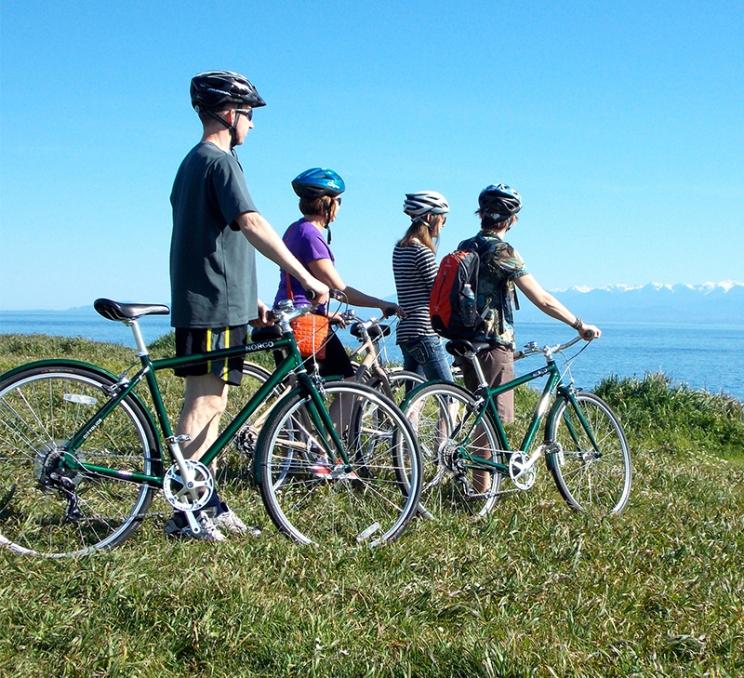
left=478, top=184, right=522, bottom=221
left=190, top=70, right=266, bottom=112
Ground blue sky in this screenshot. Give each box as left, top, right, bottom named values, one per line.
left=1, top=0, right=742, bottom=310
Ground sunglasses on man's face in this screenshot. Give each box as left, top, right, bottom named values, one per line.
left=235, top=108, right=253, bottom=121
left=334, top=196, right=342, bottom=205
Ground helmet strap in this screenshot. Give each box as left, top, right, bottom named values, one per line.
left=324, top=203, right=333, bottom=243
left=205, top=110, right=239, bottom=147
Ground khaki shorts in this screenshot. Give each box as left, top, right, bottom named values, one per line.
left=462, top=344, right=515, bottom=423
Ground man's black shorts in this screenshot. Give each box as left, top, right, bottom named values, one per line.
left=174, top=325, right=248, bottom=386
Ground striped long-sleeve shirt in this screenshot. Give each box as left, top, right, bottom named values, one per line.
left=392, top=241, right=439, bottom=344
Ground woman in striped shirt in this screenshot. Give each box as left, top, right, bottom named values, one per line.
left=392, top=191, right=453, bottom=382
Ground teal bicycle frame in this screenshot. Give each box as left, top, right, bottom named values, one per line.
left=36, top=332, right=348, bottom=487
left=421, top=349, right=600, bottom=476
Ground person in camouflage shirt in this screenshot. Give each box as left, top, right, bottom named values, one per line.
left=457, top=231, right=528, bottom=349
left=458, top=184, right=601, bottom=423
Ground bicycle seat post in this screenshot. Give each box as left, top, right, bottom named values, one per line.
left=465, top=351, right=488, bottom=388
left=126, top=319, right=149, bottom=357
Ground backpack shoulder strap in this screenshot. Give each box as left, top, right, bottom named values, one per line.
left=457, top=236, right=479, bottom=253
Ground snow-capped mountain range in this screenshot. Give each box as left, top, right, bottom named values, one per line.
left=517, top=281, right=744, bottom=324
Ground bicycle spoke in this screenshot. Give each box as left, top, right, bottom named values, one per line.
left=548, top=393, right=632, bottom=515
left=258, top=382, right=421, bottom=545
left=0, top=367, right=158, bottom=557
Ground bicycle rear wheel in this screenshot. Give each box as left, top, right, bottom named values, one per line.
left=0, top=363, right=160, bottom=557
left=546, top=391, right=632, bottom=515
left=360, top=368, right=425, bottom=404
left=256, top=382, right=421, bottom=546
left=402, top=382, right=503, bottom=519
left=386, top=370, right=426, bottom=403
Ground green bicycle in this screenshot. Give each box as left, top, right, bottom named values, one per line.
left=233, top=311, right=424, bottom=467
left=402, top=336, right=632, bottom=519
left=0, top=297, right=422, bottom=557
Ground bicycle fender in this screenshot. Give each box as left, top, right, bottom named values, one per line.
left=400, top=379, right=470, bottom=409
left=543, top=388, right=585, bottom=443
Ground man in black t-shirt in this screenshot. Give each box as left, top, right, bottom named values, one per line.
left=167, top=71, right=329, bottom=541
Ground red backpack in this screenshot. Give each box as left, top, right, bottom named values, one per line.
left=429, top=250, right=485, bottom=339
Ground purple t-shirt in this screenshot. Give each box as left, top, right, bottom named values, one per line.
left=274, top=219, right=334, bottom=310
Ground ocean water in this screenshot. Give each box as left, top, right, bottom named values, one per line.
left=1, top=310, right=743, bottom=402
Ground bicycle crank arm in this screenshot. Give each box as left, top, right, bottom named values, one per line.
left=184, top=510, right=201, bottom=535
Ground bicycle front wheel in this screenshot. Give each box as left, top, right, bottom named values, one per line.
left=0, top=363, right=160, bottom=557
left=546, top=391, right=632, bottom=515
left=402, top=382, right=503, bottom=519
left=256, top=382, right=421, bottom=546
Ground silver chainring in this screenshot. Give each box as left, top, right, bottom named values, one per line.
left=162, top=459, right=214, bottom=511
left=508, top=451, right=537, bottom=490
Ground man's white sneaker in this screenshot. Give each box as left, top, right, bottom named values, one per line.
left=214, top=508, right=261, bottom=537
left=164, top=512, right=226, bottom=542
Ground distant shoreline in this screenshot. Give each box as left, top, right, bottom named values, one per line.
left=2, top=314, right=743, bottom=402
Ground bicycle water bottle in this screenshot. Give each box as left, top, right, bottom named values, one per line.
left=462, top=283, right=476, bottom=324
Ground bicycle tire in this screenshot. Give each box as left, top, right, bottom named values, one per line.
left=256, top=381, right=422, bottom=546
left=546, top=391, right=632, bottom=515
left=402, top=382, right=503, bottom=519
left=386, top=370, right=426, bottom=403
left=0, top=362, right=161, bottom=557
left=240, top=361, right=288, bottom=420
left=226, top=361, right=287, bottom=454
left=362, top=369, right=425, bottom=404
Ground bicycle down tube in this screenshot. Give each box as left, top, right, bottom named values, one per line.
left=450, top=360, right=563, bottom=476
left=59, top=333, right=348, bottom=487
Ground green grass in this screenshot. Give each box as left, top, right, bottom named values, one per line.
left=0, top=334, right=742, bottom=677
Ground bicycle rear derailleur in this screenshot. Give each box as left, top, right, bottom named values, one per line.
left=33, top=443, right=85, bottom=521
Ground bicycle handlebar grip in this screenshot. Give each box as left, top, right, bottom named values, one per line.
left=304, top=288, right=344, bottom=302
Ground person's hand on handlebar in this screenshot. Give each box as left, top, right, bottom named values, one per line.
left=327, top=311, right=347, bottom=328
left=299, top=274, right=330, bottom=306
left=249, top=299, right=274, bottom=328
left=575, top=320, right=601, bottom=340
left=381, top=303, right=406, bottom=319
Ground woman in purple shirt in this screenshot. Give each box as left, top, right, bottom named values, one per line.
left=274, top=168, right=401, bottom=378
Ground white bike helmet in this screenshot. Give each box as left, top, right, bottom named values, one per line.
left=403, top=191, right=449, bottom=220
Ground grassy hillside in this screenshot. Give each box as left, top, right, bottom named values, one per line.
left=0, top=334, right=742, bottom=677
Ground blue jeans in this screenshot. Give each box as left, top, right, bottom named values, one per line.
left=399, top=335, right=453, bottom=382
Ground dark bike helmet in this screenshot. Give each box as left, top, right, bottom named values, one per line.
left=478, top=184, right=522, bottom=220
left=190, top=70, right=266, bottom=112
left=291, top=168, right=346, bottom=198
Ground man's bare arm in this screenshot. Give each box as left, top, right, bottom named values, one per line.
left=236, top=211, right=329, bottom=304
